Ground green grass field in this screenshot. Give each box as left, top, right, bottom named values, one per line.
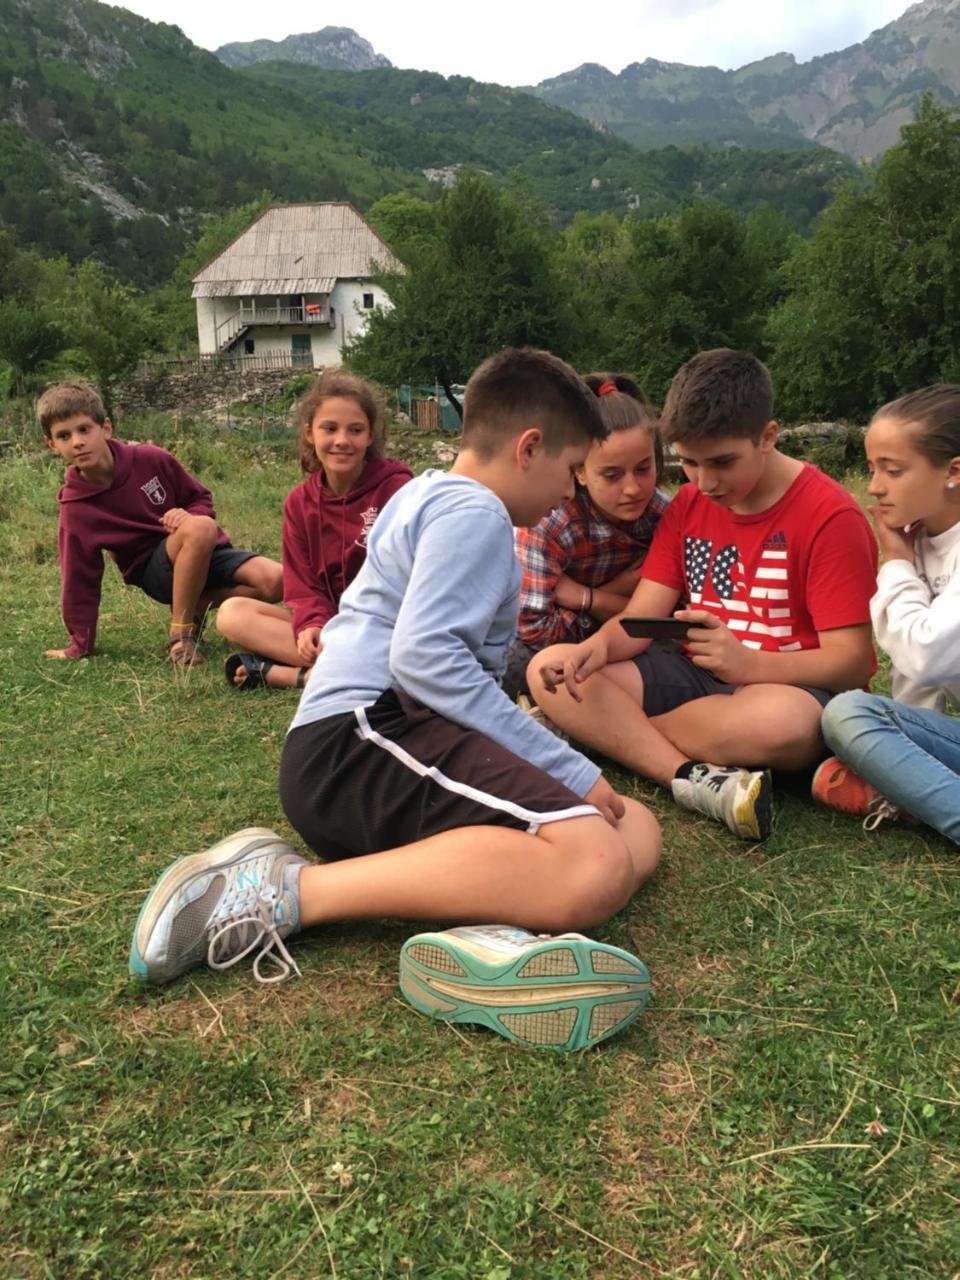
left=1, top=415, right=957, bottom=1279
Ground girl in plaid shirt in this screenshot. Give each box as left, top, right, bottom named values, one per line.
left=504, top=373, right=669, bottom=696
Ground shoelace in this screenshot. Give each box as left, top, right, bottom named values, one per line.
left=206, top=889, right=302, bottom=985
left=863, top=796, right=901, bottom=833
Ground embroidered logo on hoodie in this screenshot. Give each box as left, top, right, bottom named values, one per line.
left=355, top=505, right=379, bottom=547
left=141, top=476, right=167, bottom=506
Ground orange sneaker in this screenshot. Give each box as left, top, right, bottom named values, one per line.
left=811, top=757, right=903, bottom=831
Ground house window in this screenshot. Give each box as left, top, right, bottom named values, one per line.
left=362, top=292, right=375, bottom=309
left=243, top=338, right=255, bottom=354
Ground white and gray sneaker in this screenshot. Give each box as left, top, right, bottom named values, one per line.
left=671, top=763, right=773, bottom=841
left=129, top=828, right=308, bottom=986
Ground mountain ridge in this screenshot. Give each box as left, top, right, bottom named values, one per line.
left=216, top=26, right=391, bottom=72
left=526, top=0, right=960, bottom=158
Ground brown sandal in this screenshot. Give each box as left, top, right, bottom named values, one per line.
left=166, top=629, right=204, bottom=666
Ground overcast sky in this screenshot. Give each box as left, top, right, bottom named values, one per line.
left=112, top=0, right=913, bottom=83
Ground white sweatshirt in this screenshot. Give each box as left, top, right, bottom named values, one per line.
left=870, top=521, right=960, bottom=712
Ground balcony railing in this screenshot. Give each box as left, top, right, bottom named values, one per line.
left=237, top=303, right=331, bottom=326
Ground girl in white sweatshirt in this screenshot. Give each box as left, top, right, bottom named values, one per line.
left=814, top=386, right=960, bottom=843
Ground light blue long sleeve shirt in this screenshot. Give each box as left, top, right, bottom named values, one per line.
left=290, top=470, right=601, bottom=797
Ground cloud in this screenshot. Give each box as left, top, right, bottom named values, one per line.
left=636, top=0, right=724, bottom=17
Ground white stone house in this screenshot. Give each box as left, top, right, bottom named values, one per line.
left=192, top=203, right=402, bottom=368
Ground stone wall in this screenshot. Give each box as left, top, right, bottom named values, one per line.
left=117, top=365, right=304, bottom=415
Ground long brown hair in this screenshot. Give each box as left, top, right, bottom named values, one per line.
left=583, top=372, right=664, bottom=482
left=295, top=370, right=388, bottom=475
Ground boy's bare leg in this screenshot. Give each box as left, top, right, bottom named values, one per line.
left=163, top=515, right=220, bottom=650
left=528, top=647, right=687, bottom=786
left=231, top=555, right=283, bottom=602
left=197, top=557, right=284, bottom=626
left=297, top=804, right=661, bottom=934
left=215, top=598, right=307, bottom=688
left=528, top=649, right=823, bottom=779
left=651, top=685, right=825, bottom=771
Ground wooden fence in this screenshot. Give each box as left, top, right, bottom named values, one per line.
left=135, top=352, right=301, bottom=377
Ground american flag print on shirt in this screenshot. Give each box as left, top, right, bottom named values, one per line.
left=684, top=530, right=802, bottom=653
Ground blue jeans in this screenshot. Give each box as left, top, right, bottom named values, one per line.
left=821, top=691, right=960, bottom=844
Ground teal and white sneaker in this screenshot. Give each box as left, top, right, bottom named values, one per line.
left=399, top=925, right=651, bottom=1051
left=129, top=827, right=308, bottom=986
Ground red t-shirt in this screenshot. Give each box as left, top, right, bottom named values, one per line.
left=641, top=464, right=878, bottom=658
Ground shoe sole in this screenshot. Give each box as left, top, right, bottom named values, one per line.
left=731, top=770, right=773, bottom=841
left=399, top=933, right=651, bottom=1051
left=128, top=827, right=287, bottom=983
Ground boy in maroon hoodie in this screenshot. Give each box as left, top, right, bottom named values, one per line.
left=40, top=382, right=283, bottom=666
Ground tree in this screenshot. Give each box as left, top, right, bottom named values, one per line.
left=0, top=301, right=64, bottom=396
left=365, top=193, right=438, bottom=264
left=602, top=202, right=791, bottom=402
left=769, top=95, right=960, bottom=420
left=556, top=212, right=634, bottom=372
left=348, top=172, right=566, bottom=417
left=57, top=262, right=161, bottom=414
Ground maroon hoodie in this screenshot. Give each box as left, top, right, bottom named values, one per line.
left=282, top=456, right=413, bottom=638
left=57, top=438, right=230, bottom=656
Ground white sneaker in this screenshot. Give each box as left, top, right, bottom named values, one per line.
left=671, top=763, right=772, bottom=841
left=129, top=828, right=308, bottom=986
left=399, top=925, right=650, bottom=1051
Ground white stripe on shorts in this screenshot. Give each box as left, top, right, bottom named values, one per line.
left=353, top=706, right=600, bottom=834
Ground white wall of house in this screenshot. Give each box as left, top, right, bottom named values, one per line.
left=195, top=281, right=392, bottom=366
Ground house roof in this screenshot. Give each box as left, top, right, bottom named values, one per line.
left=191, top=203, right=402, bottom=298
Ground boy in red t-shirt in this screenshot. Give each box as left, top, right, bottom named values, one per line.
left=527, top=349, right=878, bottom=841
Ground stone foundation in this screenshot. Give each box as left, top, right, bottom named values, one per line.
left=117, top=365, right=305, bottom=415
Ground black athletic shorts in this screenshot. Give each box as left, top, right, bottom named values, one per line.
left=279, top=688, right=599, bottom=861
left=632, top=647, right=834, bottom=718
left=132, top=540, right=257, bottom=605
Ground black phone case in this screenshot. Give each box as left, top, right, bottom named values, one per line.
left=619, top=617, right=691, bottom=640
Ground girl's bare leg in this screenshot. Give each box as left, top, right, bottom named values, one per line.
left=215, top=598, right=307, bottom=688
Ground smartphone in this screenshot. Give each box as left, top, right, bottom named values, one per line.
left=620, top=616, right=691, bottom=641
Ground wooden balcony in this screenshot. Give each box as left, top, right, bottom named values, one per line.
left=237, top=302, right=332, bottom=326
left=215, top=301, right=333, bottom=353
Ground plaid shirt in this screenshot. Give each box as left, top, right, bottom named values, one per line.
left=515, top=487, right=670, bottom=647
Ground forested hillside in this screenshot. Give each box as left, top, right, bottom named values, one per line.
left=0, top=0, right=853, bottom=289
left=0, top=0, right=423, bottom=285
left=241, top=63, right=856, bottom=228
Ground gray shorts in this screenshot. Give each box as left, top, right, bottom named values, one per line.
left=633, top=646, right=834, bottom=717
left=132, top=540, right=257, bottom=605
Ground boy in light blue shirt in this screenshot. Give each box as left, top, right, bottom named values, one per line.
left=130, top=349, right=661, bottom=1051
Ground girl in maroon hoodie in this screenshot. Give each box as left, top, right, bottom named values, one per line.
left=217, top=371, right=413, bottom=689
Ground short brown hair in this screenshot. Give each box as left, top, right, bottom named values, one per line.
left=874, top=384, right=960, bottom=467
left=461, top=347, right=606, bottom=460
left=660, top=349, right=774, bottom=445
left=36, top=382, right=107, bottom=438
left=295, top=369, right=387, bottom=475
left=583, top=371, right=664, bottom=482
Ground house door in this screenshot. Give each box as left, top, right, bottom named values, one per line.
left=286, top=294, right=303, bottom=322
left=291, top=334, right=313, bottom=368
